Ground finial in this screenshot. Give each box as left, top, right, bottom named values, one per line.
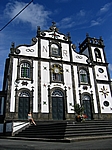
left=52, top=21, right=56, bottom=27
left=11, top=42, right=15, bottom=48
left=37, top=26, right=41, bottom=36
left=67, top=32, right=71, bottom=41
left=99, top=36, right=102, bottom=40
left=86, top=33, right=89, bottom=37
left=10, top=42, right=15, bottom=54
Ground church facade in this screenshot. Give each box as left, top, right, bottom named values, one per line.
left=1, top=23, right=112, bottom=123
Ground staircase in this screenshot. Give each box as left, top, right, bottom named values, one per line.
left=15, top=120, right=112, bottom=140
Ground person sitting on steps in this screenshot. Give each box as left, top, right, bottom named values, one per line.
left=28, top=111, right=36, bottom=125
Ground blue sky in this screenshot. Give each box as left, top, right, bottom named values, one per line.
left=0, top=0, right=112, bottom=90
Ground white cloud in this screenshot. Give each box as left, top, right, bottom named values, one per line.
left=108, top=64, right=112, bottom=71
left=76, top=10, right=86, bottom=17
left=58, top=9, right=87, bottom=29
left=91, top=20, right=100, bottom=26
left=98, top=2, right=112, bottom=15
left=90, top=17, right=103, bottom=27
left=58, top=17, right=74, bottom=28
left=4, top=1, right=51, bottom=29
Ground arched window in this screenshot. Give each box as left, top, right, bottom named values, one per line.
left=79, top=69, right=88, bottom=84
left=94, top=48, right=101, bottom=62
left=20, top=62, right=30, bottom=78
left=52, top=89, right=64, bottom=97
left=82, top=95, right=90, bottom=101
left=19, top=91, right=30, bottom=97
left=51, top=64, right=63, bottom=82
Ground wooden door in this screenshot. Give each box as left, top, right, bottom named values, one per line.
left=52, top=97, right=64, bottom=120
left=18, top=97, right=30, bottom=120
left=83, top=100, right=92, bottom=120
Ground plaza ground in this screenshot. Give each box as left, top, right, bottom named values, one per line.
left=0, top=137, right=112, bottom=150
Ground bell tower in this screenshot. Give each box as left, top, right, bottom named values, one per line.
left=79, top=34, right=112, bottom=118
left=79, top=34, right=106, bottom=63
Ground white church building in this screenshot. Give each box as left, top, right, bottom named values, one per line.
left=0, top=22, right=112, bottom=126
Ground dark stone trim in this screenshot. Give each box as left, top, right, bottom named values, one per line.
left=38, top=61, right=41, bottom=115
left=71, top=65, right=76, bottom=104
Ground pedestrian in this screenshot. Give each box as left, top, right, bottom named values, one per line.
left=28, top=111, right=36, bottom=125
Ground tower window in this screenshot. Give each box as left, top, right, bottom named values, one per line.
left=94, top=48, right=101, bottom=62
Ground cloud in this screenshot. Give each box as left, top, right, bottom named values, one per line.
left=76, top=10, right=86, bottom=17
left=91, top=19, right=101, bottom=26
left=98, top=2, right=112, bottom=15
left=58, top=9, right=87, bottom=29
left=108, top=64, right=112, bottom=71
left=4, top=1, right=51, bottom=29
left=58, top=17, right=74, bottom=29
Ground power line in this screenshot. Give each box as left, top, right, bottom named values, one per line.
left=0, top=0, right=33, bottom=31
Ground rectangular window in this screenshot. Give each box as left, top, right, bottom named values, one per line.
left=52, top=73, right=62, bottom=82
left=79, top=69, right=88, bottom=84
left=80, top=74, right=88, bottom=83
left=21, top=67, right=30, bottom=78
left=52, top=48, right=59, bottom=56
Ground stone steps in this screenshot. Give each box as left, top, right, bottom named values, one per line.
left=15, top=120, right=112, bottom=139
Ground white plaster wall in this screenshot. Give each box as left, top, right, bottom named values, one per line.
left=43, top=31, right=67, bottom=41
left=15, top=62, right=38, bottom=112
left=97, top=84, right=112, bottom=113
left=73, top=66, right=98, bottom=113
left=41, top=62, right=50, bottom=113
left=10, top=58, right=18, bottom=112
left=73, top=66, right=80, bottom=104
left=91, top=46, right=105, bottom=63
left=10, top=59, right=39, bottom=113
left=94, top=66, right=108, bottom=81
left=41, top=39, right=49, bottom=58
left=33, top=61, right=38, bottom=112
left=13, top=122, right=29, bottom=133
left=17, top=81, right=33, bottom=90
left=50, top=83, right=64, bottom=90
left=62, top=43, right=70, bottom=61
left=63, top=64, right=74, bottom=113
left=72, top=50, right=88, bottom=64
left=89, top=68, right=98, bottom=113
left=15, top=43, right=38, bottom=57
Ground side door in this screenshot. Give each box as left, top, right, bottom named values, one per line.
left=83, top=100, right=92, bottom=120
left=18, top=97, right=30, bottom=120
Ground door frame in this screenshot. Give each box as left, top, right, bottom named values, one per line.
left=18, top=97, right=30, bottom=120
left=50, top=88, right=65, bottom=120
left=81, top=93, right=93, bottom=120
left=15, top=89, right=32, bottom=120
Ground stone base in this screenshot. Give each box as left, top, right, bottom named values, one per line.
left=5, top=112, right=112, bottom=121
left=93, top=113, right=112, bottom=120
